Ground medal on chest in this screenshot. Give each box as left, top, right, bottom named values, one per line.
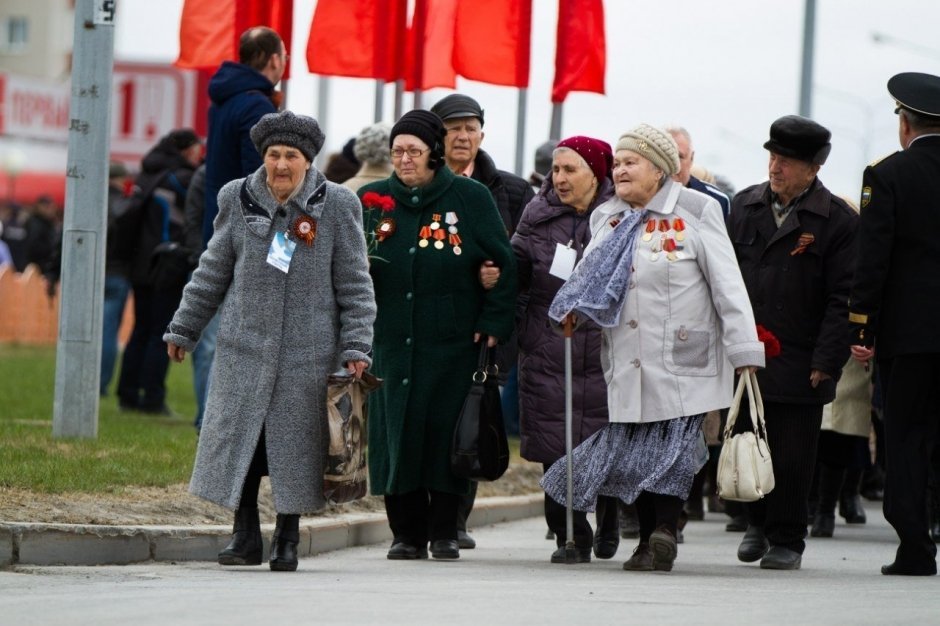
left=645, top=218, right=684, bottom=262
left=419, top=211, right=462, bottom=254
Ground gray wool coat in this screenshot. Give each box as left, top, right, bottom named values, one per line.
left=164, top=165, right=376, bottom=514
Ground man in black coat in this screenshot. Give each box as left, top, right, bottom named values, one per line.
left=430, top=94, right=534, bottom=551
left=728, top=115, right=857, bottom=570
left=849, top=72, right=940, bottom=577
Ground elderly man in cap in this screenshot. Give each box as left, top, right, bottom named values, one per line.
left=430, top=93, right=534, bottom=550
left=667, top=126, right=731, bottom=219
left=727, top=115, right=857, bottom=570
left=849, top=72, right=940, bottom=576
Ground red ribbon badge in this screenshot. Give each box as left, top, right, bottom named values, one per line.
left=790, top=232, right=815, bottom=256
left=292, top=215, right=317, bottom=247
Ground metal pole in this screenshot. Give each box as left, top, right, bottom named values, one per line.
left=394, top=80, right=404, bottom=120
left=550, top=103, right=563, bottom=140
left=53, top=0, right=116, bottom=439
left=374, top=80, right=385, bottom=123
left=315, top=76, right=330, bottom=170
left=798, top=0, right=816, bottom=117
left=413, top=89, right=423, bottom=111
left=514, top=89, right=527, bottom=177
left=563, top=315, right=576, bottom=562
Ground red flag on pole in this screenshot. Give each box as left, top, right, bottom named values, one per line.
left=405, top=0, right=457, bottom=91
left=307, top=0, right=407, bottom=81
left=452, top=0, right=531, bottom=88
left=176, top=0, right=294, bottom=75
left=551, top=0, right=606, bottom=103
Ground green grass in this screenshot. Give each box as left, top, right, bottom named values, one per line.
left=0, top=344, right=199, bottom=493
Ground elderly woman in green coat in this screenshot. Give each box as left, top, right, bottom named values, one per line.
left=164, top=111, right=376, bottom=572
left=359, top=109, right=516, bottom=561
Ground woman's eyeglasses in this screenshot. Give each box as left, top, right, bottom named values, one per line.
left=390, top=147, right=430, bottom=160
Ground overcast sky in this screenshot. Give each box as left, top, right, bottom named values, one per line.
left=115, top=0, right=940, bottom=200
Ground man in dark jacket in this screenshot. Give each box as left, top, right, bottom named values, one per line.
left=100, top=162, right=133, bottom=396
left=728, top=115, right=857, bottom=570
left=430, top=93, right=534, bottom=550
left=849, top=72, right=940, bottom=576
left=116, top=129, right=201, bottom=414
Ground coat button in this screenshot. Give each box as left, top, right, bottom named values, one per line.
left=632, top=359, right=641, bottom=367
left=628, top=320, right=638, bottom=329
left=411, top=196, right=419, bottom=204
left=409, top=247, right=416, bottom=254
left=406, top=292, right=413, bottom=301
left=628, top=281, right=636, bottom=289
left=405, top=338, right=412, bottom=346
left=402, top=378, right=409, bottom=386
left=678, top=326, right=689, bottom=341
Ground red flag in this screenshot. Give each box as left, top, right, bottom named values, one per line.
left=405, top=0, right=457, bottom=91
left=551, top=0, right=606, bottom=103
left=176, top=0, right=294, bottom=76
left=176, top=0, right=235, bottom=69
left=307, top=0, right=406, bottom=81
left=452, top=0, right=531, bottom=88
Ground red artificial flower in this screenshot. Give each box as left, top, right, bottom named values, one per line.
left=756, top=324, right=781, bottom=359
left=362, top=192, right=395, bottom=212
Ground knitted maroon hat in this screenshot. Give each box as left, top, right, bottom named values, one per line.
left=556, top=136, right=613, bottom=181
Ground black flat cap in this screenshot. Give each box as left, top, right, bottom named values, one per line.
left=763, top=115, right=831, bottom=165
left=888, top=72, right=940, bottom=119
left=430, top=94, right=485, bottom=126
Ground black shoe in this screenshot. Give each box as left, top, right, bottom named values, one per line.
left=810, top=513, right=835, bottom=538
left=456, top=530, right=476, bottom=550
left=622, top=542, right=654, bottom=571
left=593, top=531, right=620, bottom=559
left=218, top=507, right=263, bottom=566
left=725, top=515, right=748, bottom=532
left=737, top=525, right=769, bottom=562
left=269, top=513, right=299, bottom=571
left=387, top=541, right=428, bottom=560
left=880, top=560, right=937, bottom=576
left=550, top=545, right=591, bottom=564
left=839, top=495, right=867, bottom=524
left=649, top=526, right=678, bottom=572
left=760, top=546, right=802, bottom=570
left=138, top=403, right=174, bottom=417
left=430, top=539, right=460, bottom=560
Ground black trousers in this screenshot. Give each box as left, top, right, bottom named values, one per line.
left=635, top=491, right=684, bottom=542
left=879, top=355, right=940, bottom=570
left=239, top=427, right=269, bottom=508
left=541, top=464, right=618, bottom=548
left=735, top=401, right=822, bottom=554
left=384, top=490, right=459, bottom=547
left=117, top=285, right=181, bottom=410
left=456, top=482, right=477, bottom=533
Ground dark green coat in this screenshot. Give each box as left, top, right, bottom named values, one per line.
left=360, top=166, right=517, bottom=495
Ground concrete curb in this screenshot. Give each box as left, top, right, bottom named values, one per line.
left=0, top=493, right=543, bottom=567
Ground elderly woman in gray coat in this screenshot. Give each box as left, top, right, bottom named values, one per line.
left=164, top=111, right=376, bottom=572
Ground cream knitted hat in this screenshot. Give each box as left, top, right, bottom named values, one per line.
left=615, top=124, right=680, bottom=176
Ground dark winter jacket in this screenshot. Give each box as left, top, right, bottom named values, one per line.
left=511, top=176, right=614, bottom=464
left=126, top=137, right=196, bottom=287
left=728, top=178, right=857, bottom=404
left=105, top=184, right=131, bottom=277
left=203, top=61, right=277, bottom=247
left=470, top=149, right=534, bottom=237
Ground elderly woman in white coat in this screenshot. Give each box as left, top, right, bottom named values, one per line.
left=164, top=111, right=376, bottom=572
left=543, top=124, right=764, bottom=573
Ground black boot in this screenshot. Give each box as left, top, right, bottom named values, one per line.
left=218, top=507, right=263, bottom=566
left=811, top=465, right=842, bottom=538
left=270, top=513, right=300, bottom=571
left=838, top=468, right=867, bottom=524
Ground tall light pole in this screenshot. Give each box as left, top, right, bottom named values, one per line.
left=799, top=0, right=817, bottom=117
left=52, top=0, right=116, bottom=439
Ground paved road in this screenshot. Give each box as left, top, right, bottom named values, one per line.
left=1, top=501, right=935, bottom=625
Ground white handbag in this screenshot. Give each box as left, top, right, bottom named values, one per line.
left=717, top=371, right=775, bottom=502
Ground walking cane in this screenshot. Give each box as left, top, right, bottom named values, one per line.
left=563, top=314, right=577, bottom=563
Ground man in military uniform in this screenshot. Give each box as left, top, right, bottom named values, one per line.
left=728, top=115, right=857, bottom=570
left=849, top=72, right=940, bottom=577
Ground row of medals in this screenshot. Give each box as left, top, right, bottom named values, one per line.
left=418, top=212, right=463, bottom=255
left=642, top=217, right=686, bottom=262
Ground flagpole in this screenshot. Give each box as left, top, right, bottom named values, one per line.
left=374, top=80, right=385, bottom=122
left=514, top=88, right=527, bottom=176
left=394, top=80, right=404, bottom=119
left=316, top=75, right=330, bottom=169
left=550, top=103, right=563, bottom=140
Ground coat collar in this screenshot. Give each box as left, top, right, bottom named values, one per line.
left=739, top=178, right=832, bottom=248
left=388, top=165, right=457, bottom=210
left=595, top=179, right=682, bottom=218
left=244, top=165, right=329, bottom=219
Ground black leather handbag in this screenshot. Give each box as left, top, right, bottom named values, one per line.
left=450, top=340, right=510, bottom=481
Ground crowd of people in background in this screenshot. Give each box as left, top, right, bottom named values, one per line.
left=5, top=24, right=940, bottom=578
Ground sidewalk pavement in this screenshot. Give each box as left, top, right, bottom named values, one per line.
left=1, top=497, right=936, bottom=626
left=0, top=494, right=543, bottom=567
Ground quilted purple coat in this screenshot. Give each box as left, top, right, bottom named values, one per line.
left=511, top=178, right=614, bottom=464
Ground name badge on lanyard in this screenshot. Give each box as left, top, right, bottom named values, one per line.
left=549, top=241, right=578, bottom=281
left=266, top=231, right=296, bottom=273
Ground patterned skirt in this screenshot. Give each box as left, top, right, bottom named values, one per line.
left=540, top=415, right=705, bottom=512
